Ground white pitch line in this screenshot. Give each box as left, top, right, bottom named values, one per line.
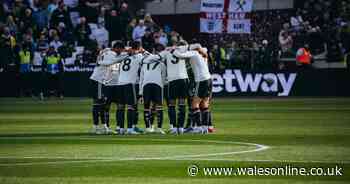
left=0, top=138, right=269, bottom=166
left=1, top=158, right=349, bottom=167
left=180, top=158, right=350, bottom=164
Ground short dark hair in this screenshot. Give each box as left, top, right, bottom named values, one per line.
left=130, top=41, right=141, bottom=50
left=154, top=43, right=165, bottom=52
left=113, top=40, right=125, bottom=49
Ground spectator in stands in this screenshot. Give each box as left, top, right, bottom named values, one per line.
left=141, top=28, right=154, bottom=52
left=226, top=41, right=236, bottom=69
left=168, top=30, right=180, bottom=46
left=22, top=32, right=35, bottom=54
left=79, top=0, right=100, bottom=23
left=256, top=40, right=274, bottom=70
left=82, top=39, right=98, bottom=64
left=57, top=22, right=74, bottom=45
left=118, top=2, right=132, bottom=40
left=12, top=0, right=26, bottom=18
left=37, top=33, right=49, bottom=52
left=154, top=28, right=168, bottom=46
left=0, top=27, right=16, bottom=71
left=33, top=5, right=50, bottom=30
left=49, top=35, right=63, bottom=51
left=132, top=19, right=146, bottom=42
left=50, top=1, right=73, bottom=29
left=58, top=41, right=74, bottom=60
left=279, top=30, right=293, bottom=55
left=5, top=15, right=18, bottom=36
left=105, top=9, right=122, bottom=43
left=296, top=43, right=312, bottom=68
left=209, top=44, right=226, bottom=71
left=74, top=17, right=92, bottom=46
left=19, top=8, right=36, bottom=35
left=144, top=13, right=157, bottom=32
left=125, top=18, right=137, bottom=42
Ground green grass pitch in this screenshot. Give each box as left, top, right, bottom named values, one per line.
left=0, top=98, right=349, bottom=183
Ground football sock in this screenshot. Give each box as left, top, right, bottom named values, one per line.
left=133, top=104, right=139, bottom=126
left=201, top=108, right=209, bottom=126
left=157, top=109, right=163, bottom=128
left=208, top=111, right=213, bottom=127
left=99, top=110, right=105, bottom=127
left=192, top=108, right=201, bottom=127
left=127, top=108, right=136, bottom=129
left=150, top=108, right=156, bottom=126
left=178, top=104, right=186, bottom=128
left=144, top=110, right=151, bottom=128
left=168, top=105, right=176, bottom=128
left=186, top=108, right=193, bottom=128
left=117, top=109, right=125, bottom=129
left=92, top=105, right=99, bottom=126
left=104, top=109, right=110, bottom=128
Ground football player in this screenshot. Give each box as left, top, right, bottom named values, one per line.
left=139, top=43, right=167, bottom=134
left=89, top=42, right=128, bottom=134
left=173, top=46, right=212, bottom=134
left=115, top=41, right=144, bottom=135
left=159, top=41, right=201, bottom=134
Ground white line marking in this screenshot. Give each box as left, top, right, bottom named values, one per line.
left=2, top=137, right=349, bottom=166
left=0, top=137, right=269, bottom=166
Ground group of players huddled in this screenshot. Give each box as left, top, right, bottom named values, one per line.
left=89, top=39, right=214, bottom=135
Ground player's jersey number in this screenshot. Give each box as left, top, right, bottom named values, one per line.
left=170, top=55, right=179, bottom=64
left=122, top=58, right=132, bottom=71
left=146, top=62, right=160, bottom=70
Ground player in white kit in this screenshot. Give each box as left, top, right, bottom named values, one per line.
left=89, top=42, right=128, bottom=134
left=139, top=43, right=167, bottom=134
left=115, top=41, right=144, bottom=135
left=173, top=46, right=212, bottom=134
left=160, top=41, right=202, bottom=134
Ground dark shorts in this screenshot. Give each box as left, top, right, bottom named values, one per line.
left=143, top=83, right=163, bottom=105
left=116, top=83, right=137, bottom=105
left=104, top=85, right=119, bottom=103
left=90, top=80, right=107, bottom=104
left=167, top=79, right=189, bottom=100
left=194, top=79, right=212, bottom=98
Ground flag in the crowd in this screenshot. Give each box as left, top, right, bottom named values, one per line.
left=227, top=19, right=251, bottom=33
left=200, top=18, right=223, bottom=33
left=200, top=0, right=225, bottom=12
left=229, top=0, right=253, bottom=12
left=200, top=0, right=253, bottom=34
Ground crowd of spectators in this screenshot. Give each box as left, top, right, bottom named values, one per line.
left=0, top=0, right=349, bottom=75
left=0, top=0, right=187, bottom=97
left=199, top=0, right=350, bottom=71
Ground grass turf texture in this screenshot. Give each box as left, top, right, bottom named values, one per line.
left=0, top=98, right=349, bottom=184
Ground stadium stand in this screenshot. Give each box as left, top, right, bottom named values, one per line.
left=0, top=0, right=349, bottom=97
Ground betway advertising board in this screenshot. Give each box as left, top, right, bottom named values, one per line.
left=212, top=70, right=297, bottom=96
left=0, top=69, right=349, bottom=97
left=210, top=69, right=350, bottom=97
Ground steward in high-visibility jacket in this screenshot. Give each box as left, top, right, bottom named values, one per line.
left=43, top=47, right=62, bottom=74
left=19, top=47, right=32, bottom=73
left=42, top=46, right=64, bottom=98
left=296, top=45, right=312, bottom=66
